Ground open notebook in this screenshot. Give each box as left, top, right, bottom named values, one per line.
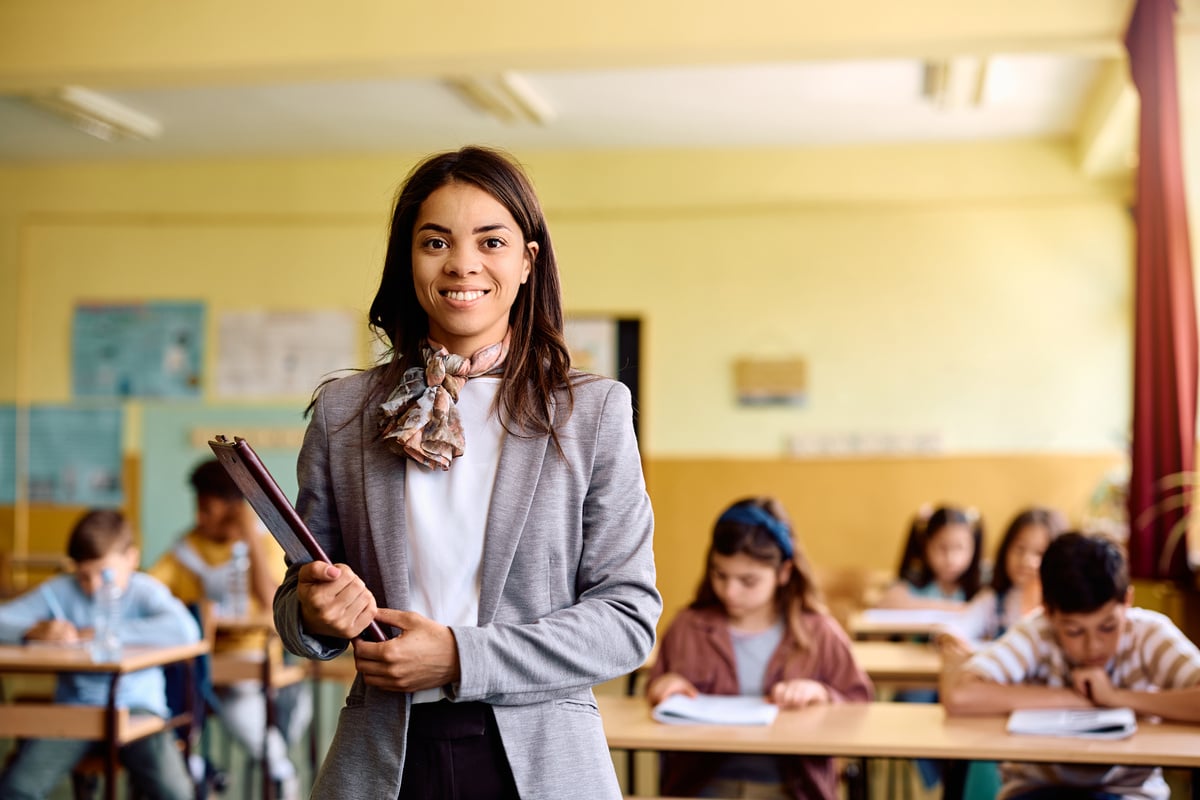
left=652, top=694, right=780, bottom=726
left=1006, top=707, right=1137, bottom=740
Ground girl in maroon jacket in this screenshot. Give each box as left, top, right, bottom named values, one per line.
left=646, top=497, right=873, bottom=799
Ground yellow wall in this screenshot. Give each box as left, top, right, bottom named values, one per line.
left=7, top=141, right=1133, bottom=458
left=0, top=141, right=1135, bottom=615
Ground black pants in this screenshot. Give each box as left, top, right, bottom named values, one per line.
left=399, top=701, right=520, bottom=800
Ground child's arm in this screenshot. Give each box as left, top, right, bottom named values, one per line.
left=0, top=578, right=77, bottom=643
left=942, top=667, right=1093, bottom=715
left=646, top=672, right=699, bottom=705
left=1071, top=666, right=1200, bottom=722
left=877, top=581, right=966, bottom=611
left=1072, top=614, right=1200, bottom=723
left=770, top=615, right=873, bottom=710
left=118, top=575, right=201, bottom=646
left=942, top=617, right=1093, bottom=715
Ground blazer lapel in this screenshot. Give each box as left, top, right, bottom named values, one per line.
left=477, top=430, right=550, bottom=624
left=360, top=410, right=410, bottom=613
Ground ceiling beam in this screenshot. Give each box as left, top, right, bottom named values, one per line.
left=1076, top=57, right=1138, bottom=177
left=0, top=0, right=1134, bottom=92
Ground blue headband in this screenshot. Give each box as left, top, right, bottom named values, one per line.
left=717, top=505, right=794, bottom=560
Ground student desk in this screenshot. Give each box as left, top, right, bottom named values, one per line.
left=630, top=641, right=943, bottom=694
left=0, top=641, right=209, bottom=800
left=602, top=695, right=1200, bottom=799
left=849, top=640, right=942, bottom=691
left=847, top=609, right=964, bottom=640
left=210, top=612, right=312, bottom=800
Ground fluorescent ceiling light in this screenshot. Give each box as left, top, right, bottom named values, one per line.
left=30, top=86, right=163, bottom=142
left=922, top=58, right=987, bottom=110
left=446, top=72, right=556, bottom=125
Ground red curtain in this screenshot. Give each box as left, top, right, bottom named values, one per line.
left=1126, top=0, right=1198, bottom=580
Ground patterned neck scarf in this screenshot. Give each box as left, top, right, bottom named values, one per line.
left=380, top=334, right=509, bottom=470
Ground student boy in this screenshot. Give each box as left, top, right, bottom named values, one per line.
left=150, top=459, right=310, bottom=799
left=0, top=509, right=200, bottom=800
left=943, top=531, right=1200, bottom=800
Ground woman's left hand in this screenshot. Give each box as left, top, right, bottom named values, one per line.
left=768, top=678, right=830, bottom=709
left=352, top=607, right=462, bottom=693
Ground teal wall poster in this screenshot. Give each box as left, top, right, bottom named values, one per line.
left=27, top=405, right=123, bottom=506
left=73, top=301, right=204, bottom=398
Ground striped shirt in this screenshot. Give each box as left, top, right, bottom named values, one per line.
left=962, top=607, right=1200, bottom=800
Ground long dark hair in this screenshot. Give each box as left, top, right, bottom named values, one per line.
left=691, top=497, right=827, bottom=653
left=896, top=504, right=984, bottom=600
left=319, top=146, right=574, bottom=441
left=991, top=507, right=1066, bottom=596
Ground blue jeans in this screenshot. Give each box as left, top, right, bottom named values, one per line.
left=0, top=731, right=193, bottom=800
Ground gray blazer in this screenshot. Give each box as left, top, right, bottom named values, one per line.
left=274, top=368, right=660, bottom=799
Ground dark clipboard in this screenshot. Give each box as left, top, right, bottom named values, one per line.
left=208, top=435, right=387, bottom=642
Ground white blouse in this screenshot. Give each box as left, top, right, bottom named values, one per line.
left=404, top=376, right=504, bottom=702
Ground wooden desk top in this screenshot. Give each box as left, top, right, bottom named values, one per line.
left=212, top=611, right=277, bottom=633
left=0, top=641, right=209, bottom=675
left=601, top=696, right=1200, bottom=768
left=847, top=609, right=963, bottom=639
left=850, top=641, right=942, bottom=686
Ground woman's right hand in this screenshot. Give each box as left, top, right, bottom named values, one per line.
left=296, top=561, right=378, bottom=639
left=646, top=672, right=699, bottom=706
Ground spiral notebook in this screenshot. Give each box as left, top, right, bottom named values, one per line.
left=207, top=434, right=388, bottom=642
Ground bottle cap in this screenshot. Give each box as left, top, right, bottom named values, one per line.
left=231, top=541, right=249, bottom=556
left=101, top=567, right=115, bottom=582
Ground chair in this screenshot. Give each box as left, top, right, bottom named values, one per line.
left=815, top=564, right=892, bottom=632
left=208, top=616, right=311, bottom=800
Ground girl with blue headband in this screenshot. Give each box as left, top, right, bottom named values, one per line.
left=646, top=497, right=872, bottom=799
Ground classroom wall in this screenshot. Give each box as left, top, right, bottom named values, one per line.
left=0, top=140, right=1136, bottom=612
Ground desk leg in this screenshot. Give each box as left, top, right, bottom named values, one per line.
left=105, top=673, right=121, bottom=800
left=262, top=656, right=275, bottom=800
left=308, top=665, right=320, bottom=785
left=941, top=760, right=967, bottom=800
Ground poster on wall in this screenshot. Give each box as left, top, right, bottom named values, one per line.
left=0, top=405, right=14, bottom=504
left=215, top=309, right=359, bottom=397
left=72, top=301, right=204, bottom=398
left=564, top=318, right=618, bottom=378
left=27, top=405, right=123, bottom=506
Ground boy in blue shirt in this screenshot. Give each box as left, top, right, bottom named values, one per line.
left=0, top=509, right=200, bottom=800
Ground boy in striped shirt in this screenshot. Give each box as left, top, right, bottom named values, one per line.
left=943, top=532, right=1200, bottom=800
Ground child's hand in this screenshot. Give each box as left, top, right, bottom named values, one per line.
left=1071, top=666, right=1118, bottom=706
left=769, top=678, right=830, bottom=709
left=297, top=561, right=378, bottom=639
left=24, top=620, right=80, bottom=643
left=934, top=631, right=974, bottom=661
left=646, top=672, right=698, bottom=706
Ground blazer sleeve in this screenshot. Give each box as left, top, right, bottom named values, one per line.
left=451, top=380, right=662, bottom=705
left=273, top=386, right=352, bottom=661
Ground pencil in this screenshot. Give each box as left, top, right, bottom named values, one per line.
left=40, top=585, right=66, bottom=621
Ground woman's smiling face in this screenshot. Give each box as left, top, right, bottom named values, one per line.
left=410, top=181, right=536, bottom=356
